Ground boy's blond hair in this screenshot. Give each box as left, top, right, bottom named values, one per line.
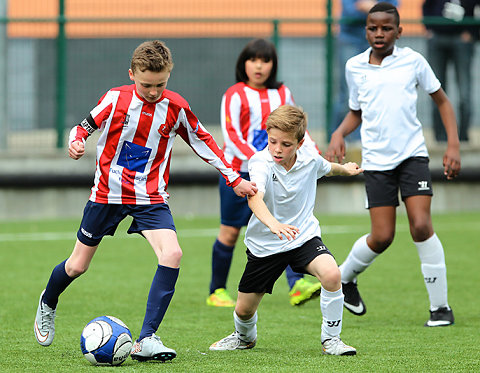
left=266, top=105, right=307, bottom=143
left=130, top=40, right=174, bottom=74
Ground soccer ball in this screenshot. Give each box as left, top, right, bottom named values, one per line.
left=80, top=315, right=133, bottom=366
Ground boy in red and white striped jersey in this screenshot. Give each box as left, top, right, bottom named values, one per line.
left=34, top=40, right=257, bottom=362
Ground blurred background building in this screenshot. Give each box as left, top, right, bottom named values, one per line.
left=1, top=0, right=479, bottom=219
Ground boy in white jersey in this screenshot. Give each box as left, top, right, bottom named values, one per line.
left=33, top=40, right=257, bottom=362
left=207, top=38, right=322, bottom=309
left=326, top=3, right=461, bottom=327
left=210, top=105, right=362, bottom=355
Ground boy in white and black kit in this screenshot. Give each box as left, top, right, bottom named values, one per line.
left=210, top=105, right=363, bottom=355
left=326, top=2, right=461, bottom=326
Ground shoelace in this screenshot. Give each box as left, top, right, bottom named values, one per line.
left=40, top=305, right=55, bottom=329
left=221, top=333, right=241, bottom=349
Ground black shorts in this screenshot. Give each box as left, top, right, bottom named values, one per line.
left=364, top=157, right=433, bottom=208
left=238, top=237, right=334, bottom=294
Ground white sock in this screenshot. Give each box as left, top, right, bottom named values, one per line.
left=340, top=234, right=378, bottom=283
left=233, top=311, right=257, bottom=342
left=415, top=233, right=449, bottom=311
left=320, top=288, right=344, bottom=342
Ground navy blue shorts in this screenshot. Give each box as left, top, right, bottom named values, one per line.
left=219, top=172, right=252, bottom=227
left=364, top=157, right=433, bottom=208
left=238, top=237, right=334, bottom=294
left=77, top=201, right=176, bottom=246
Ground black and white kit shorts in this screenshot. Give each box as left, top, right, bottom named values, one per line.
left=364, top=157, right=433, bottom=208
left=238, top=236, right=333, bottom=294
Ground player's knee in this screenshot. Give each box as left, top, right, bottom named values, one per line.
left=369, top=233, right=394, bottom=252
left=235, top=305, right=255, bottom=320
left=166, top=247, right=183, bottom=265
left=321, top=265, right=341, bottom=291
left=65, top=260, right=88, bottom=277
left=409, top=221, right=432, bottom=242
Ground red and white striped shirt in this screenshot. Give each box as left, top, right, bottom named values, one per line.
left=69, top=84, right=240, bottom=205
left=221, top=82, right=318, bottom=173
left=221, top=83, right=294, bottom=173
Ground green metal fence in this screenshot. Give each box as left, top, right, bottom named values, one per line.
left=1, top=0, right=479, bottom=151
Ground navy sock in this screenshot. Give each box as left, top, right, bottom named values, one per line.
left=209, top=239, right=235, bottom=294
left=285, top=265, right=303, bottom=290
left=43, top=259, right=75, bottom=309
left=139, top=265, right=179, bottom=341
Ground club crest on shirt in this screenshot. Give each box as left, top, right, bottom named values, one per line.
left=159, top=124, right=169, bottom=136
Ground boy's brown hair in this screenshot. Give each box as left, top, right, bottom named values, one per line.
left=130, top=40, right=174, bottom=74
left=266, top=105, right=307, bottom=143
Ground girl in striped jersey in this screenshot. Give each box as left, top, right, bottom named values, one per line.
left=207, top=38, right=322, bottom=308
left=34, top=40, right=257, bottom=362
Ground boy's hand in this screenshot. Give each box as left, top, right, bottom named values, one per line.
left=69, top=140, right=85, bottom=160
left=443, top=146, right=461, bottom=180
left=325, top=132, right=346, bottom=163
left=269, top=222, right=299, bottom=241
left=233, top=178, right=257, bottom=197
left=342, top=162, right=364, bottom=176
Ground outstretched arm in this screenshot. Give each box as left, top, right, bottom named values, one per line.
left=247, top=192, right=299, bottom=241
left=325, top=109, right=362, bottom=163
left=326, top=162, right=363, bottom=177
left=430, top=88, right=461, bottom=180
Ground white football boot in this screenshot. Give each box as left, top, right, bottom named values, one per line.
left=130, top=334, right=176, bottom=362
left=34, top=289, right=56, bottom=346
left=322, top=336, right=356, bottom=356
left=209, top=331, right=256, bottom=351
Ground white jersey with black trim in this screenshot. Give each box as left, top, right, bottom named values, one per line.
left=244, top=145, right=332, bottom=257
left=346, top=46, right=441, bottom=170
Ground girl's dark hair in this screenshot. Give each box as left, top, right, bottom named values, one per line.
left=368, top=2, right=400, bottom=26
left=235, top=38, right=282, bottom=89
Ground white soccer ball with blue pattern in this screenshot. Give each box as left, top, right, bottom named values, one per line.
left=80, top=316, right=133, bottom=366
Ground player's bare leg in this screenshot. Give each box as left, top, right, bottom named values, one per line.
left=340, top=206, right=396, bottom=315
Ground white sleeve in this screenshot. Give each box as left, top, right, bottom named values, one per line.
left=316, top=154, right=332, bottom=179
left=415, top=52, right=441, bottom=94
left=248, top=152, right=270, bottom=194
left=346, top=59, right=361, bottom=111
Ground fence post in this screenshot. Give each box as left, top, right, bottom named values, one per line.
left=0, top=0, right=7, bottom=150
left=272, top=19, right=279, bottom=50
left=325, top=0, right=334, bottom=140
left=56, top=0, right=66, bottom=148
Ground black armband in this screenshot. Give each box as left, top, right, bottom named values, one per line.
left=79, top=114, right=98, bottom=135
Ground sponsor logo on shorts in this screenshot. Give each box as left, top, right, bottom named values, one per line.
left=418, top=181, right=430, bottom=191
left=316, top=245, right=327, bottom=252
left=81, top=227, right=93, bottom=238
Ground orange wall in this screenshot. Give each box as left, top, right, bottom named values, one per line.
left=8, top=0, right=425, bottom=38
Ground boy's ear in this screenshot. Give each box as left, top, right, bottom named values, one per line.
left=397, top=26, right=403, bottom=39
left=128, top=69, right=135, bottom=81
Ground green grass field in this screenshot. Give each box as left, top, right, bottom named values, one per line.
left=1, top=212, right=479, bottom=372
